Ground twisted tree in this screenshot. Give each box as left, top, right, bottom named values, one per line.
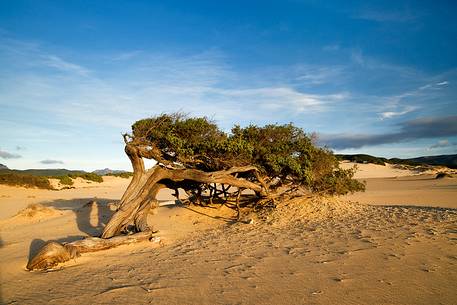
left=27, top=113, right=364, bottom=270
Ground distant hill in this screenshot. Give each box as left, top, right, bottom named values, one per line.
left=0, top=168, right=86, bottom=176
left=92, top=168, right=129, bottom=175
left=337, top=154, right=457, bottom=169
left=407, top=155, right=457, bottom=169
left=0, top=164, right=8, bottom=170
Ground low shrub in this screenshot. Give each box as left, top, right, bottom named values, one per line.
left=0, top=173, right=53, bottom=189
left=57, top=175, right=74, bottom=185
left=69, top=172, right=103, bottom=183
left=106, top=172, right=133, bottom=178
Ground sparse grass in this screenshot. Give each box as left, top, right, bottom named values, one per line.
left=0, top=173, right=53, bottom=189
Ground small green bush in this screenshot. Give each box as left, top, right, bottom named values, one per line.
left=68, top=172, right=103, bottom=183
left=57, top=175, right=74, bottom=185
left=106, top=172, right=133, bottom=178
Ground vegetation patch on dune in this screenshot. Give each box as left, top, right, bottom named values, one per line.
left=105, top=172, right=133, bottom=178
left=0, top=171, right=104, bottom=189
left=67, top=172, right=103, bottom=183
left=0, top=173, right=53, bottom=189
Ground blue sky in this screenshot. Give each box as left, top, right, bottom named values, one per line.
left=0, top=0, right=456, bottom=171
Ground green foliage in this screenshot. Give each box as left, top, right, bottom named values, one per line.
left=0, top=171, right=103, bottom=189
left=106, top=172, right=134, bottom=178
left=312, top=167, right=366, bottom=195
left=0, top=173, right=53, bottom=189
left=56, top=175, right=73, bottom=186
left=336, top=154, right=387, bottom=166
left=131, top=113, right=364, bottom=195
left=6, top=169, right=84, bottom=176
left=68, top=172, right=103, bottom=183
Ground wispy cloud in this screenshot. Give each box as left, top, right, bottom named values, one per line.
left=0, top=37, right=351, bottom=133
left=0, top=149, right=21, bottom=159
left=419, top=81, right=449, bottom=90
left=374, top=77, right=453, bottom=120
left=111, top=50, right=143, bottom=61
left=40, top=159, right=64, bottom=164
left=379, top=106, right=417, bottom=119
left=208, top=87, right=347, bottom=112
left=428, top=139, right=457, bottom=150
left=40, top=55, right=90, bottom=76
left=294, top=65, right=344, bottom=85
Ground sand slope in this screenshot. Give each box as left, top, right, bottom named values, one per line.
left=1, top=173, right=456, bottom=305
left=345, top=175, right=457, bottom=209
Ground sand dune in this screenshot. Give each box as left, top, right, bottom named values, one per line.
left=0, top=173, right=456, bottom=304
left=339, top=161, right=456, bottom=179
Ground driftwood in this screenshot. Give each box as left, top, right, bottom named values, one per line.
left=27, top=231, right=158, bottom=271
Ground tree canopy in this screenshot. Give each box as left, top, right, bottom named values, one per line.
left=129, top=113, right=364, bottom=195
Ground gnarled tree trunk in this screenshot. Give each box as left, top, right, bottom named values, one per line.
left=101, top=143, right=269, bottom=238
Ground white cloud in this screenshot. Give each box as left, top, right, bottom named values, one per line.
left=211, top=87, right=346, bottom=112
left=428, top=139, right=457, bottom=150
left=0, top=149, right=21, bottom=159
left=295, top=65, right=343, bottom=85
left=41, top=55, right=90, bottom=76
left=111, top=50, right=143, bottom=61
left=379, top=106, right=417, bottom=119
left=420, top=81, right=449, bottom=90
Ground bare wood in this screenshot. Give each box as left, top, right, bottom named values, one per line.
left=236, top=189, right=242, bottom=221
left=101, top=162, right=268, bottom=238
left=26, top=232, right=157, bottom=271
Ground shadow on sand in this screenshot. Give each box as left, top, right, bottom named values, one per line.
left=42, top=197, right=117, bottom=236
left=26, top=197, right=239, bottom=265
left=26, top=198, right=117, bottom=264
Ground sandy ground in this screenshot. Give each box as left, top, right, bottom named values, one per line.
left=0, top=168, right=456, bottom=305
left=341, top=162, right=457, bottom=209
